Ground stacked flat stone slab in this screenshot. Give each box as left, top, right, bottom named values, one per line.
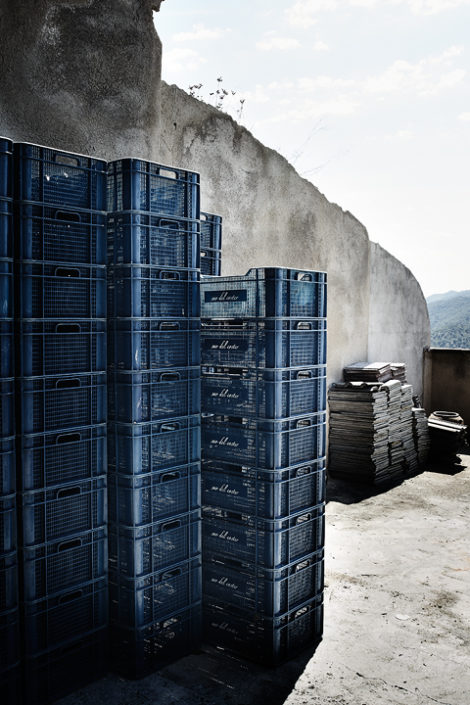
left=200, top=267, right=327, bottom=665
left=106, top=159, right=202, bottom=678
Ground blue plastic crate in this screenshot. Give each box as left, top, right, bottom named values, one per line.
left=200, top=247, right=221, bottom=276
left=0, top=609, right=20, bottom=672
left=23, top=628, right=108, bottom=705
left=18, top=319, right=106, bottom=377
left=22, top=578, right=108, bottom=657
left=22, top=527, right=107, bottom=601
left=202, top=458, right=326, bottom=519
left=0, top=321, right=13, bottom=376
left=0, top=552, right=18, bottom=613
left=108, top=318, right=200, bottom=370
left=108, top=416, right=201, bottom=475
left=17, top=262, right=106, bottom=319
left=20, top=475, right=107, bottom=547
left=202, top=504, right=325, bottom=569
left=108, top=368, right=200, bottom=423
left=0, top=138, right=13, bottom=200
left=204, top=551, right=324, bottom=617
left=107, top=159, right=200, bottom=219
left=0, top=438, right=15, bottom=497
left=202, top=413, right=326, bottom=469
left=108, top=265, right=200, bottom=318
left=204, top=594, right=323, bottom=665
left=0, top=199, right=13, bottom=260
left=111, top=602, right=202, bottom=679
left=108, top=464, right=201, bottom=526
left=200, top=212, right=222, bottom=250
left=0, top=665, right=21, bottom=705
left=20, top=424, right=107, bottom=492
left=18, top=373, right=107, bottom=435
left=201, top=318, right=327, bottom=368
left=201, top=268, right=327, bottom=319
left=0, top=494, right=16, bottom=557
left=0, top=260, right=13, bottom=319
left=0, top=380, right=14, bottom=438
left=17, top=203, right=107, bottom=265
left=109, top=509, right=201, bottom=578
left=201, top=366, right=326, bottom=419
left=107, top=211, right=200, bottom=268
left=110, top=557, right=202, bottom=628
left=15, top=143, right=107, bottom=211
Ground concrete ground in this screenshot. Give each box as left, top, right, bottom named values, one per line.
left=59, top=455, right=470, bottom=705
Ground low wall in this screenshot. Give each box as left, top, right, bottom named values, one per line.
left=423, top=348, right=470, bottom=424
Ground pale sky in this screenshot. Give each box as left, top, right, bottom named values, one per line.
left=155, top=0, right=470, bottom=298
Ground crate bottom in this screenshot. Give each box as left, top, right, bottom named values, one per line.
left=203, top=596, right=323, bottom=666
left=23, top=628, right=108, bottom=705
left=0, top=665, right=21, bottom=705
left=111, top=602, right=202, bottom=679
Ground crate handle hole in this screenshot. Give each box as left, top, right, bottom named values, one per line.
left=159, top=321, right=179, bottom=331
left=56, top=323, right=81, bottom=334
left=57, top=486, right=81, bottom=499
left=56, top=378, right=80, bottom=389
left=296, top=321, right=312, bottom=330
left=296, top=419, right=312, bottom=428
left=159, top=270, right=180, bottom=281
left=160, top=422, right=179, bottom=432
left=296, top=369, right=313, bottom=380
left=56, top=432, right=81, bottom=444
left=295, top=272, right=312, bottom=281
left=161, top=567, right=182, bottom=581
left=159, top=372, right=180, bottom=382
left=58, top=538, right=82, bottom=552
left=55, top=267, right=80, bottom=278
left=158, top=168, right=178, bottom=180
left=161, top=519, right=181, bottom=532
left=55, top=210, right=81, bottom=223
left=54, top=154, right=80, bottom=168
left=161, top=472, right=179, bottom=483
left=58, top=589, right=83, bottom=604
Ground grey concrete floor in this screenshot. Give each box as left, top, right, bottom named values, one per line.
left=59, top=455, right=470, bottom=705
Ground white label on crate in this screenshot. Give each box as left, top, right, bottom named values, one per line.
left=210, top=529, right=239, bottom=543
left=210, top=483, right=240, bottom=497
left=209, top=436, right=240, bottom=449
left=204, top=338, right=247, bottom=352
left=205, top=290, right=247, bottom=303
left=210, top=388, right=241, bottom=400
left=210, top=576, right=240, bottom=591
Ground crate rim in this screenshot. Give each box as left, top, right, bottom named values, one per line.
left=107, top=157, right=201, bottom=179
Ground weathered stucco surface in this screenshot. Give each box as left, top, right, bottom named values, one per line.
left=368, top=243, right=430, bottom=396
left=0, top=0, right=430, bottom=393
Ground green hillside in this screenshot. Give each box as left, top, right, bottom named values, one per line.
left=426, top=291, right=470, bottom=348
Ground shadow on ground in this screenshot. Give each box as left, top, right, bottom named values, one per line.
left=326, top=446, right=470, bottom=505
left=59, top=642, right=319, bottom=705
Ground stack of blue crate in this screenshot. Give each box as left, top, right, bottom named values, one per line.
left=200, top=212, right=222, bottom=276
left=200, top=267, right=327, bottom=664
left=107, top=159, right=202, bottom=678
left=14, top=143, right=109, bottom=704
left=0, top=137, right=20, bottom=703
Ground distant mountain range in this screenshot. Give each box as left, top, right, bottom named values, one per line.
left=426, top=290, right=470, bottom=348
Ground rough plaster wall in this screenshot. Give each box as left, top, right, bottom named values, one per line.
left=368, top=242, right=430, bottom=395
left=0, top=0, right=162, bottom=159
left=0, top=1, right=430, bottom=391
left=157, top=83, right=371, bottom=385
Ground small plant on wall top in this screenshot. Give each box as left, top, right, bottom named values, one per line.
left=188, top=77, right=246, bottom=122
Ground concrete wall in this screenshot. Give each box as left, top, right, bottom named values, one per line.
left=368, top=242, right=431, bottom=397
left=0, top=0, right=162, bottom=159
left=423, top=348, right=470, bottom=424
left=0, top=0, right=430, bottom=395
